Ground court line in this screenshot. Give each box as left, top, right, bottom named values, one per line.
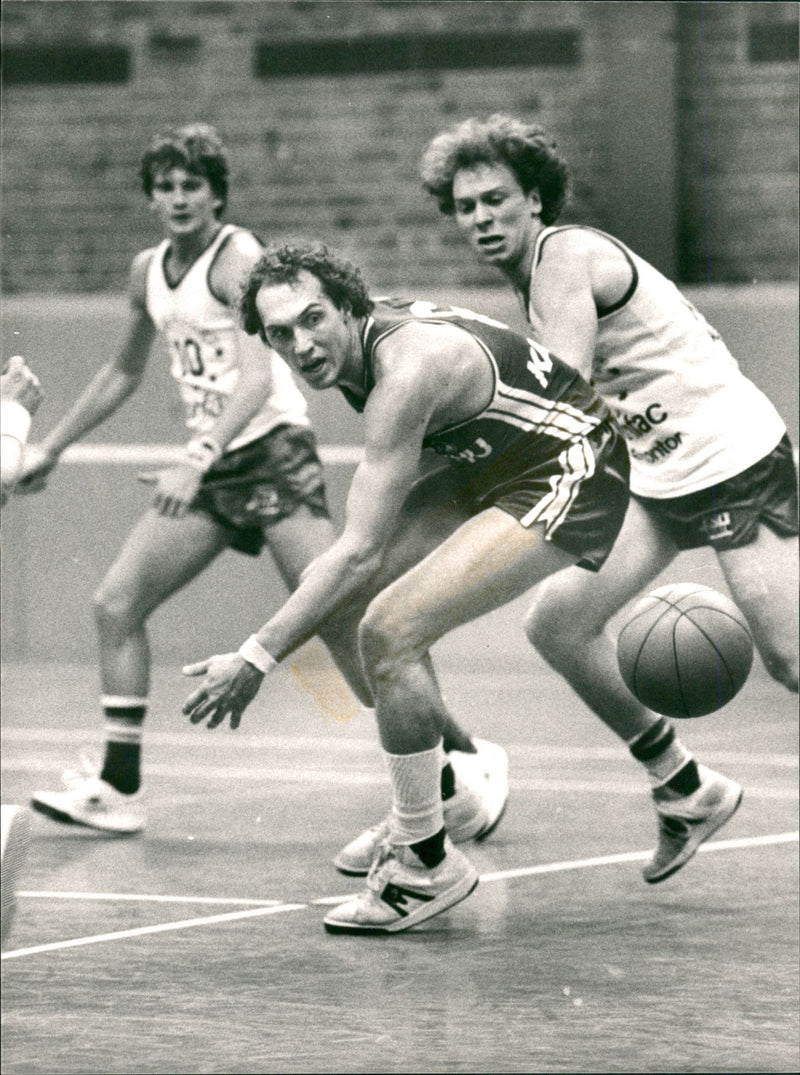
left=3, top=830, right=796, bottom=961
left=16, top=891, right=283, bottom=907
left=0, top=904, right=307, bottom=961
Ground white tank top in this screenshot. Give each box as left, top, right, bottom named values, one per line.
left=528, top=226, right=785, bottom=498
left=145, top=224, right=309, bottom=453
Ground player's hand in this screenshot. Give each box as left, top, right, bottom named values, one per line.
left=1, top=355, right=42, bottom=416
left=138, top=464, right=203, bottom=518
left=181, top=652, right=265, bottom=730
left=15, top=444, right=58, bottom=494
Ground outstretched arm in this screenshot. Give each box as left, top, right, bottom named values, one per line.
left=16, top=252, right=156, bottom=493
left=181, top=351, right=436, bottom=729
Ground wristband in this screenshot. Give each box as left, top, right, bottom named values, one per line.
left=185, top=435, right=223, bottom=473
left=238, top=635, right=278, bottom=675
left=0, top=400, right=33, bottom=444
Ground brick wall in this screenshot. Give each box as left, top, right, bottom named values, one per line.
left=676, top=2, right=799, bottom=282
left=1, top=1, right=797, bottom=293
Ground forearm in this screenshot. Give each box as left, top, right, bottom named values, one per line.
left=250, top=543, right=381, bottom=662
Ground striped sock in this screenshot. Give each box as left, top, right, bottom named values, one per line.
left=100, top=696, right=146, bottom=794
left=628, top=716, right=701, bottom=795
left=385, top=743, right=445, bottom=846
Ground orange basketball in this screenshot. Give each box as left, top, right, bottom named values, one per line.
left=617, top=583, right=754, bottom=719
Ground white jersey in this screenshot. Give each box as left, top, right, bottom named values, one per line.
left=528, top=226, right=786, bottom=498
left=145, top=224, right=309, bottom=454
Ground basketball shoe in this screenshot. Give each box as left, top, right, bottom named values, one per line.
left=644, top=764, right=743, bottom=884
left=1, top=805, right=32, bottom=947
left=324, top=836, right=479, bottom=934
left=333, top=738, right=509, bottom=876
left=31, top=760, right=145, bottom=835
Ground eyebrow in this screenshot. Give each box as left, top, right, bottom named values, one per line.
left=454, top=185, right=507, bottom=203
left=264, top=301, right=323, bottom=332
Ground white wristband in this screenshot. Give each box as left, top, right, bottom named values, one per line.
left=185, top=435, right=223, bottom=473
left=238, top=635, right=278, bottom=675
left=0, top=400, right=33, bottom=444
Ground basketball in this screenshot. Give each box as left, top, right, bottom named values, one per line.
left=617, top=583, right=754, bottom=719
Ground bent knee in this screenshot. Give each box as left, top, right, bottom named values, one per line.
left=524, top=598, right=606, bottom=656
left=758, top=645, right=799, bottom=693
left=92, top=581, right=141, bottom=632
left=358, top=594, right=423, bottom=676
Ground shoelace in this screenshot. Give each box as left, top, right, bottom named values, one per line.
left=365, top=838, right=399, bottom=893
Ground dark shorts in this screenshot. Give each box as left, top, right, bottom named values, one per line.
left=194, top=424, right=329, bottom=556
left=633, top=433, right=799, bottom=551
left=449, top=419, right=631, bottom=572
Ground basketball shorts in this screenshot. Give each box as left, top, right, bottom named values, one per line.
left=449, top=419, right=631, bottom=572
left=194, top=424, right=330, bottom=556
left=633, top=433, right=799, bottom=551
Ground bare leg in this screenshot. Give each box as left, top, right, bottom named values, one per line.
left=359, top=508, right=578, bottom=754
left=524, top=498, right=678, bottom=743
left=717, top=526, right=799, bottom=692
left=94, top=507, right=230, bottom=696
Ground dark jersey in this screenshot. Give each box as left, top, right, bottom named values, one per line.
left=342, top=298, right=610, bottom=472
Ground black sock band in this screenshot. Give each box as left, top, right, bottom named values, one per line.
left=665, top=759, right=701, bottom=797
left=629, top=717, right=674, bottom=762
left=410, top=827, right=446, bottom=868
left=440, top=762, right=456, bottom=801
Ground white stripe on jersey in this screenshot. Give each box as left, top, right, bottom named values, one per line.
left=520, top=437, right=596, bottom=534
left=487, top=383, right=600, bottom=442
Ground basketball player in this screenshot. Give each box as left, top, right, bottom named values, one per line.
left=419, top=114, right=798, bottom=880
left=181, top=240, right=633, bottom=932
left=15, top=126, right=506, bottom=841
left=1, top=355, right=41, bottom=505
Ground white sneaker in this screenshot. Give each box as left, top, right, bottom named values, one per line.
left=448, top=738, right=509, bottom=840
left=324, top=836, right=479, bottom=934
left=1, top=805, right=32, bottom=947
left=31, top=764, right=145, bottom=835
left=333, top=782, right=489, bottom=877
left=644, top=765, right=743, bottom=884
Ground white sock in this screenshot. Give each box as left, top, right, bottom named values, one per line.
left=385, top=743, right=444, bottom=845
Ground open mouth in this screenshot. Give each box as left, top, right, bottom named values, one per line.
left=300, top=357, right=327, bottom=377
left=477, top=235, right=505, bottom=250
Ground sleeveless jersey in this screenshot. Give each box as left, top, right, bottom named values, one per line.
left=527, top=226, right=786, bottom=498
left=145, top=223, right=309, bottom=453
left=343, top=298, right=608, bottom=471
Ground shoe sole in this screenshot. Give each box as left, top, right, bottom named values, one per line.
left=644, top=786, right=743, bottom=884
left=323, top=872, right=480, bottom=935
left=475, top=797, right=508, bottom=842
left=30, top=798, right=144, bottom=835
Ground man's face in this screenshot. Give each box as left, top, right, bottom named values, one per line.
left=256, top=269, right=357, bottom=390
left=452, top=161, right=542, bottom=270
left=149, top=166, right=222, bottom=236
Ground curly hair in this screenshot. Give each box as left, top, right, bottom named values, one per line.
left=140, top=123, right=229, bottom=217
left=420, top=114, right=570, bottom=225
left=240, top=242, right=374, bottom=338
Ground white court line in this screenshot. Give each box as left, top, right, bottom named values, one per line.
left=478, top=831, right=799, bottom=883
left=3, top=831, right=796, bottom=961
left=16, top=891, right=283, bottom=907
left=0, top=904, right=307, bottom=961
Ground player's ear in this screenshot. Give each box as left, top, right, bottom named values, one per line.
left=527, top=188, right=543, bottom=216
